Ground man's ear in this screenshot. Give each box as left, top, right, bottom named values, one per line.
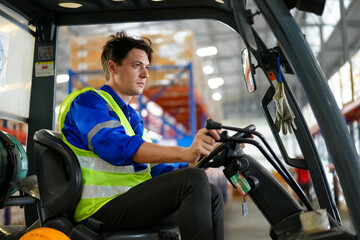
left=108, top=60, right=117, bottom=74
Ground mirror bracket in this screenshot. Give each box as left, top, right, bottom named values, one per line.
left=245, top=9, right=261, bottom=25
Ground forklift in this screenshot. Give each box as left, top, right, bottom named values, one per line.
left=0, top=0, right=359, bottom=239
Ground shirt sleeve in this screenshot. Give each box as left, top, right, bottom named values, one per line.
left=150, top=162, right=189, bottom=177
left=63, top=91, right=145, bottom=166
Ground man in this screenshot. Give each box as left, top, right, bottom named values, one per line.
left=58, top=31, right=224, bottom=240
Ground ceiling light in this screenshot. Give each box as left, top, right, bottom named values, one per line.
left=215, top=0, right=224, bottom=3
left=56, top=74, right=69, bottom=84
left=141, top=109, right=148, bottom=118
left=58, top=2, right=83, bottom=8
left=207, top=77, right=224, bottom=89
left=203, top=65, right=214, bottom=74
left=147, top=101, right=163, bottom=117
left=212, top=92, right=222, bottom=101
left=196, top=46, right=218, bottom=57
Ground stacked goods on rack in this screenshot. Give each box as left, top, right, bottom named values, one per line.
left=352, top=50, right=360, bottom=101
left=142, top=31, right=222, bottom=133
left=129, top=96, right=181, bottom=140
left=69, top=35, right=108, bottom=90
left=0, top=119, right=27, bottom=145
left=307, top=48, right=360, bottom=136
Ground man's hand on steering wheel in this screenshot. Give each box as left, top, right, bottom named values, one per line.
left=187, top=128, right=220, bottom=166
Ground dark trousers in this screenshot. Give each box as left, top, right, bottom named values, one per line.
left=92, top=167, right=224, bottom=240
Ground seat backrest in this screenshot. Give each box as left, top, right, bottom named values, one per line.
left=34, top=129, right=82, bottom=225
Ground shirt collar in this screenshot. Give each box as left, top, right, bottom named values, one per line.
left=100, top=84, right=127, bottom=109
left=100, top=84, right=140, bottom=122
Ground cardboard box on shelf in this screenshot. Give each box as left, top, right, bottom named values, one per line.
left=69, top=35, right=108, bottom=71
left=71, top=75, right=105, bottom=91
left=143, top=31, right=201, bottom=89
left=70, top=49, right=104, bottom=71
left=339, top=62, right=353, bottom=106
left=328, top=71, right=343, bottom=109
left=143, top=31, right=195, bottom=66
left=70, top=35, right=109, bottom=51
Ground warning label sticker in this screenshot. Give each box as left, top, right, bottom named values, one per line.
left=35, top=61, right=54, bottom=77
left=38, top=46, right=54, bottom=60
left=267, top=71, right=277, bottom=81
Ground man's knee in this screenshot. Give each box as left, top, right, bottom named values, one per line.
left=176, top=168, right=211, bottom=192
left=181, top=167, right=208, bottom=183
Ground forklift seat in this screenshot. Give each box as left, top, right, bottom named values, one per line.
left=34, top=129, right=179, bottom=240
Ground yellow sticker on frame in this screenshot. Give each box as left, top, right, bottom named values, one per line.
left=35, top=61, right=54, bottom=77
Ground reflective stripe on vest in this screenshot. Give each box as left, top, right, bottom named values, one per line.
left=57, top=87, right=152, bottom=222
left=78, top=156, right=151, bottom=174
left=81, top=185, right=131, bottom=199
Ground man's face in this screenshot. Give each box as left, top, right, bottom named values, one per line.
left=108, top=48, right=150, bottom=102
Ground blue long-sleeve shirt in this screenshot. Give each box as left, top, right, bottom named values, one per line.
left=62, top=85, right=188, bottom=176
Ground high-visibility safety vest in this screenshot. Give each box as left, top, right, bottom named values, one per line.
left=58, top=87, right=153, bottom=222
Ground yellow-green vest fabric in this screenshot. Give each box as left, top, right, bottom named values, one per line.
left=58, top=87, right=152, bottom=222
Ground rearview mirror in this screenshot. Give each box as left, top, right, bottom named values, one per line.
left=241, top=48, right=256, bottom=93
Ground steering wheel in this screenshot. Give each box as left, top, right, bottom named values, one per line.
left=196, top=120, right=256, bottom=169
left=196, top=139, right=229, bottom=169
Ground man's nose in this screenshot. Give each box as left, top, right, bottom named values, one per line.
left=140, top=67, right=149, bottom=78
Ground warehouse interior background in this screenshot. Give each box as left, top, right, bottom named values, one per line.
left=1, top=0, right=360, bottom=238
left=53, top=0, right=360, bottom=159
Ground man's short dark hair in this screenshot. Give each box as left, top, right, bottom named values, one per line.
left=101, top=31, right=153, bottom=80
